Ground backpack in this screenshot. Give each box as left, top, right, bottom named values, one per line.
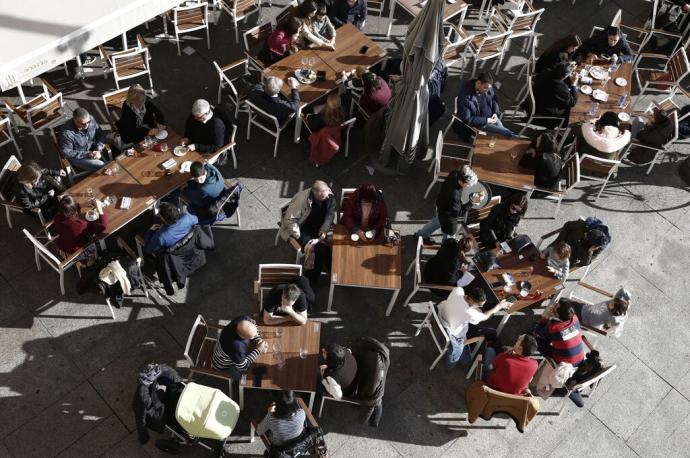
left=584, top=217, right=612, bottom=249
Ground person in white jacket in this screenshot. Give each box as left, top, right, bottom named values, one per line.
left=579, top=111, right=631, bottom=160
left=295, top=1, right=336, bottom=50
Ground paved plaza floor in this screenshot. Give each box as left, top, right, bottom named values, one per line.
left=0, top=0, right=688, bottom=456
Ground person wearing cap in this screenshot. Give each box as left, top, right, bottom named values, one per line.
left=552, top=219, right=607, bottom=266
left=182, top=161, right=225, bottom=217
left=342, top=183, right=388, bottom=241
left=571, top=288, right=631, bottom=338
left=181, top=99, right=226, bottom=154
left=415, top=165, right=479, bottom=244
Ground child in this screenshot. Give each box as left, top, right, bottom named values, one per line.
left=312, top=3, right=336, bottom=47
left=542, top=241, right=571, bottom=280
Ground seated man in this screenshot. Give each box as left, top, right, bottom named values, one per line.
left=330, top=0, right=367, bottom=29
left=320, top=343, right=358, bottom=399
left=577, top=26, right=633, bottom=63
left=279, top=180, right=336, bottom=283
left=455, top=73, right=517, bottom=141
left=59, top=107, right=107, bottom=172
left=182, top=99, right=226, bottom=155
left=143, top=202, right=198, bottom=255
left=212, top=315, right=268, bottom=377
left=483, top=334, right=539, bottom=395
left=438, top=286, right=510, bottom=369
left=552, top=219, right=608, bottom=267
left=533, top=299, right=585, bottom=367
left=182, top=161, right=225, bottom=219
left=263, top=276, right=314, bottom=325
left=248, top=76, right=301, bottom=126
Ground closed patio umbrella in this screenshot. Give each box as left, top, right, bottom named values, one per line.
left=379, top=0, right=445, bottom=167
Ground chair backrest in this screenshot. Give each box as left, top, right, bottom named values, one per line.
left=26, top=92, right=64, bottom=128
left=578, top=154, right=620, bottom=177
left=611, top=9, right=622, bottom=27
left=667, top=47, right=690, bottom=82
left=213, top=60, right=240, bottom=102
left=245, top=100, right=282, bottom=131
left=466, top=380, right=539, bottom=433
left=563, top=153, right=581, bottom=192
left=111, top=47, right=150, bottom=82
left=243, top=22, right=274, bottom=55
left=257, top=263, right=303, bottom=310
left=101, top=86, right=130, bottom=130
left=429, top=301, right=450, bottom=350
left=367, top=0, right=384, bottom=15
left=476, top=31, right=511, bottom=56
left=174, top=2, right=208, bottom=31
left=465, top=195, right=501, bottom=227
left=664, top=107, right=680, bottom=147
left=339, top=188, right=356, bottom=220
left=22, top=228, right=62, bottom=267
left=0, top=116, right=14, bottom=146
left=275, top=0, right=299, bottom=25
left=221, top=0, right=257, bottom=16
left=507, top=8, right=544, bottom=33
left=0, top=155, right=21, bottom=200
left=184, top=314, right=210, bottom=366
left=571, top=364, right=617, bottom=392
left=49, top=125, right=74, bottom=175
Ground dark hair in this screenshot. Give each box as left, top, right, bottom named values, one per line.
left=556, top=300, right=575, bottom=321
left=550, top=61, right=571, bottom=80
left=651, top=108, right=669, bottom=126
left=159, top=202, right=180, bottom=225
left=457, top=237, right=473, bottom=255
left=521, top=335, right=538, bottom=356
left=282, top=16, right=301, bottom=36
left=73, top=107, right=89, bottom=120
left=283, top=284, right=301, bottom=303
left=316, top=2, right=328, bottom=14
left=362, top=71, right=381, bottom=94
left=325, top=343, right=347, bottom=369
left=274, top=390, right=301, bottom=419
left=535, top=131, right=559, bottom=158
left=356, top=183, right=378, bottom=202
left=610, top=297, right=629, bottom=316
left=605, top=26, right=620, bottom=37
left=57, top=195, right=79, bottom=218
left=595, top=111, right=620, bottom=132
left=585, top=228, right=606, bottom=248
left=476, top=72, right=493, bottom=84
left=466, top=287, right=486, bottom=304
left=542, top=34, right=581, bottom=55
left=190, top=161, right=205, bottom=178
left=504, top=192, right=528, bottom=218
left=297, top=1, right=317, bottom=18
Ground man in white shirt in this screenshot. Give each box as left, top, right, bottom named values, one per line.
left=437, top=286, right=510, bottom=369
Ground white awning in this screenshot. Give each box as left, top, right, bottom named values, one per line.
left=0, top=0, right=181, bottom=91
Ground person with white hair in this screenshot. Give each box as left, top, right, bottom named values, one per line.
left=59, top=107, right=107, bottom=171
left=415, top=165, right=480, bottom=244
left=181, top=99, right=226, bottom=155
left=248, top=75, right=301, bottom=125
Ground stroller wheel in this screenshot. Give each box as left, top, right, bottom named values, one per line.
left=155, top=438, right=182, bottom=455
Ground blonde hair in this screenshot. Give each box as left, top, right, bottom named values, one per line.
left=126, top=84, right=147, bottom=105
left=16, top=161, right=42, bottom=185
left=323, top=93, right=344, bottom=126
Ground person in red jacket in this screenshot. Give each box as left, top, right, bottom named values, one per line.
left=484, top=334, right=539, bottom=395
left=342, top=184, right=388, bottom=241
left=53, top=194, right=108, bottom=260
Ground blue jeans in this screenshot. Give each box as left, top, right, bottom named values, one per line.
left=417, top=213, right=452, bottom=240
left=446, top=334, right=471, bottom=369
left=482, top=347, right=498, bottom=380
left=70, top=157, right=105, bottom=172
left=484, top=118, right=517, bottom=138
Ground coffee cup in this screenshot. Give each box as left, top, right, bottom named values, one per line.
left=365, top=230, right=374, bottom=240
left=350, top=233, right=359, bottom=242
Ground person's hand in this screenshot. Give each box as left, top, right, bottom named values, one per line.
left=280, top=304, right=293, bottom=314
left=356, top=229, right=366, bottom=240
left=267, top=402, right=276, bottom=413
left=390, top=74, right=402, bottom=82
left=48, top=189, right=55, bottom=197
left=157, top=124, right=166, bottom=130
left=611, top=53, right=619, bottom=63
left=568, top=72, right=579, bottom=85
left=58, top=169, right=67, bottom=177
left=487, top=114, right=498, bottom=124
left=94, top=199, right=105, bottom=214
left=684, top=3, right=690, bottom=12
left=187, top=144, right=196, bottom=151
left=319, top=231, right=327, bottom=240
left=460, top=262, right=470, bottom=273
left=587, top=53, right=596, bottom=63
left=546, top=266, right=557, bottom=274
left=89, top=150, right=101, bottom=159
left=148, top=127, right=159, bottom=136
left=258, top=340, right=269, bottom=354
left=150, top=223, right=161, bottom=231
left=539, top=252, right=546, bottom=260
left=470, top=193, right=482, bottom=205
left=180, top=137, right=189, bottom=146
left=320, top=364, right=327, bottom=377
left=288, top=77, right=299, bottom=89
left=498, top=300, right=512, bottom=310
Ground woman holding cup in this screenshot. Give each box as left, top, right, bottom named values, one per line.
left=342, top=184, right=388, bottom=242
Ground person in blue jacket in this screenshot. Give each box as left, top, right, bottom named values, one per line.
left=330, top=0, right=367, bottom=29
left=144, top=203, right=198, bottom=254
left=183, top=161, right=225, bottom=208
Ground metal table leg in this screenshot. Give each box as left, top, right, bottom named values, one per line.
left=385, top=288, right=400, bottom=316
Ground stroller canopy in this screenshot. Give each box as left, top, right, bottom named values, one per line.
left=175, top=382, right=240, bottom=440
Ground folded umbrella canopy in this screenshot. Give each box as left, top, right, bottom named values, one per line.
left=380, top=0, right=445, bottom=165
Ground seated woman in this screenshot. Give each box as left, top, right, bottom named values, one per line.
left=342, top=183, right=388, bottom=241
left=423, top=237, right=474, bottom=295
left=320, top=343, right=358, bottom=399
left=306, top=92, right=345, bottom=133
left=519, top=130, right=563, bottom=190
left=628, top=108, right=675, bottom=164
left=116, top=84, right=166, bottom=144
left=294, top=1, right=335, bottom=49
left=359, top=71, right=391, bottom=115
left=54, top=195, right=108, bottom=260
left=13, top=161, right=66, bottom=219
left=535, top=34, right=582, bottom=73
left=261, top=17, right=301, bottom=64
left=569, top=288, right=631, bottom=338
left=577, top=111, right=631, bottom=160
left=532, top=62, right=578, bottom=128
left=479, top=193, right=528, bottom=249
left=255, top=390, right=306, bottom=446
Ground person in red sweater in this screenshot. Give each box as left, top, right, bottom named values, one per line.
left=342, top=184, right=388, bottom=241
left=262, top=17, right=301, bottom=64
left=533, top=299, right=585, bottom=366
left=484, top=334, right=539, bottom=395
left=54, top=195, right=108, bottom=260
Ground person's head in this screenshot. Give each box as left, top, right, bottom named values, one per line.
left=126, top=84, right=147, bottom=107
left=585, top=228, right=607, bottom=251
left=474, top=73, right=493, bottom=94
left=298, top=0, right=317, bottom=19
left=595, top=111, right=621, bottom=133
left=514, top=334, right=538, bottom=356
left=465, top=287, right=487, bottom=307
left=236, top=318, right=258, bottom=340
left=191, top=99, right=212, bottom=122
left=551, top=62, right=571, bottom=81
left=361, top=71, right=381, bottom=94
left=316, top=2, right=328, bottom=18
left=282, top=16, right=301, bottom=39
left=72, top=107, right=91, bottom=130
left=281, top=283, right=301, bottom=307
left=323, top=92, right=344, bottom=126
left=158, top=202, right=180, bottom=225
left=311, top=180, right=330, bottom=201
left=264, top=75, right=284, bottom=97
left=57, top=194, right=79, bottom=218
left=609, top=288, right=631, bottom=316
left=552, top=241, right=571, bottom=262
left=347, top=0, right=358, bottom=7
left=322, top=343, right=347, bottom=369
left=354, top=66, right=367, bottom=79
left=457, top=165, right=478, bottom=188
left=356, top=183, right=378, bottom=204
left=16, top=161, right=43, bottom=186
left=457, top=237, right=474, bottom=256
left=505, top=192, right=528, bottom=217
left=605, top=26, right=621, bottom=47
left=555, top=300, right=575, bottom=321
left=274, top=390, right=300, bottom=419
left=545, top=34, right=581, bottom=55
left=190, top=161, right=207, bottom=184
left=535, top=131, right=559, bottom=158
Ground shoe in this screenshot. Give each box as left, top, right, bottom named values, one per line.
left=216, top=152, right=228, bottom=166
left=568, top=390, right=585, bottom=408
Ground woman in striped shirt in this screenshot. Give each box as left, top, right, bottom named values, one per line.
left=211, top=316, right=268, bottom=377
left=256, top=390, right=306, bottom=446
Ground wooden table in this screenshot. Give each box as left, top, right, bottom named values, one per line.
left=470, top=136, right=535, bottom=195
left=239, top=320, right=322, bottom=410
left=387, top=0, right=468, bottom=37
left=264, top=24, right=386, bottom=143
left=473, top=245, right=565, bottom=335
left=328, top=224, right=401, bottom=316
left=569, top=61, right=633, bottom=126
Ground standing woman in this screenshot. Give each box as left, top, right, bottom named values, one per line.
left=116, top=84, right=166, bottom=144
left=535, top=34, right=582, bottom=73
left=13, top=161, right=66, bottom=219
left=294, top=1, right=336, bottom=49
left=53, top=195, right=108, bottom=261
left=479, top=193, right=528, bottom=249
left=255, top=390, right=306, bottom=446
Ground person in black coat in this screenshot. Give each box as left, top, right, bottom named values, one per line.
left=532, top=62, right=578, bottom=128
left=479, top=193, right=528, bottom=249
left=576, top=26, right=634, bottom=63
left=535, top=34, right=582, bottom=73
left=13, top=161, right=65, bottom=219
left=182, top=99, right=226, bottom=154
left=423, top=237, right=474, bottom=295
left=133, top=363, right=184, bottom=444
left=519, top=130, right=563, bottom=190
left=116, top=84, right=166, bottom=144
left=248, top=76, right=301, bottom=125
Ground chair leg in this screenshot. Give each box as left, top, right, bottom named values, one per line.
left=106, top=297, right=117, bottom=319
left=234, top=18, right=239, bottom=43
left=5, top=207, right=12, bottom=229
left=318, top=394, right=326, bottom=417
left=32, top=132, right=44, bottom=155
left=34, top=248, right=41, bottom=271
left=595, top=174, right=612, bottom=202
left=645, top=151, right=661, bottom=175
left=402, top=286, right=418, bottom=308
left=231, top=147, right=237, bottom=169
left=430, top=348, right=447, bottom=371
left=423, top=178, right=436, bottom=199
left=415, top=307, right=432, bottom=336
left=11, top=137, right=22, bottom=160
left=405, top=258, right=415, bottom=276
left=553, top=197, right=562, bottom=219
left=206, top=26, right=211, bottom=49
left=246, top=117, right=252, bottom=140
left=175, top=31, right=181, bottom=56
left=427, top=157, right=435, bottom=173
left=217, top=84, right=222, bottom=105
left=273, top=133, right=280, bottom=158
left=59, top=270, right=66, bottom=295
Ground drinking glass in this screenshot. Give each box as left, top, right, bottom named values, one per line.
left=299, top=347, right=308, bottom=360
left=275, top=328, right=282, bottom=338
left=86, top=187, right=94, bottom=199
left=510, top=149, right=519, bottom=161
left=488, top=136, right=496, bottom=148
left=307, top=57, right=316, bottom=70
left=160, top=142, right=169, bottom=153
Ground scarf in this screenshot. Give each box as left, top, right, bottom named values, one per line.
left=128, top=102, right=147, bottom=128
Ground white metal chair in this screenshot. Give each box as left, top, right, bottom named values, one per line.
left=254, top=263, right=303, bottom=312
left=442, top=25, right=475, bottom=81
left=101, top=87, right=131, bottom=132
left=414, top=301, right=485, bottom=376
left=99, top=36, right=153, bottom=90
left=273, top=201, right=304, bottom=264
left=302, top=115, right=357, bottom=158
left=578, top=153, right=624, bottom=202
left=367, top=0, right=385, bottom=16
left=402, top=236, right=456, bottom=306
left=347, top=91, right=370, bottom=121
left=22, top=226, right=83, bottom=295
left=538, top=153, right=581, bottom=219
left=1, top=156, right=48, bottom=229
left=568, top=281, right=629, bottom=338
left=184, top=314, right=234, bottom=394
left=274, top=0, right=299, bottom=25
left=168, top=2, right=211, bottom=56
left=337, top=188, right=356, bottom=223
left=488, top=2, right=544, bottom=55
left=0, top=116, right=22, bottom=160
left=219, top=0, right=260, bottom=43
left=635, top=47, right=690, bottom=103
left=462, top=195, right=502, bottom=251
left=623, top=110, right=679, bottom=175
left=49, top=126, right=91, bottom=185
left=245, top=100, right=296, bottom=158
left=212, top=58, right=256, bottom=118
left=465, top=31, right=512, bottom=77
left=424, top=130, right=472, bottom=199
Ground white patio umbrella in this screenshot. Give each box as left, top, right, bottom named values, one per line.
left=380, top=0, right=445, bottom=166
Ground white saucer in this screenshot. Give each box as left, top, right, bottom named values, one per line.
left=580, top=85, right=593, bottom=95
left=615, top=77, right=627, bottom=87
left=155, top=129, right=168, bottom=140
left=179, top=161, right=193, bottom=173
left=84, top=211, right=99, bottom=222
left=173, top=146, right=188, bottom=157
left=618, top=112, right=631, bottom=122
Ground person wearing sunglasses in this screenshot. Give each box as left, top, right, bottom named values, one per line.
left=59, top=107, right=107, bottom=172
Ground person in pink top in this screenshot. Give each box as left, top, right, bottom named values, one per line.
left=342, top=184, right=388, bottom=240
left=262, top=17, right=301, bottom=64
left=359, top=71, right=391, bottom=115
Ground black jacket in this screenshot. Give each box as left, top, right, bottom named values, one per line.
left=423, top=238, right=467, bottom=288
left=248, top=84, right=300, bottom=125
left=576, top=30, right=634, bottom=62
left=132, top=363, right=184, bottom=444
left=520, top=150, right=563, bottom=190
left=117, top=99, right=166, bottom=144
left=535, top=50, right=576, bottom=73
left=554, top=219, right=599, bottom=266
left=479, top=203, right=522, bottom=248
left=637, top=116, right=674, bottom=147
left=13, top=168, right=63, bottom=214
left=435, top=169, right=468, bottom=235
left=184, top=115, right=226, bottom=154
left=533, top=71, right=578, bottom=123
left=153, top=225, right=215, bottom=295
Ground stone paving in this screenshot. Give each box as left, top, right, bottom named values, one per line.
left=0, top=0, right=689, bottom=456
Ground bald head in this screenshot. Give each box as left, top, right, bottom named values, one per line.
left=236, top=319, right=257, bottom=340
left=312, top=180, right=330, bottom=202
